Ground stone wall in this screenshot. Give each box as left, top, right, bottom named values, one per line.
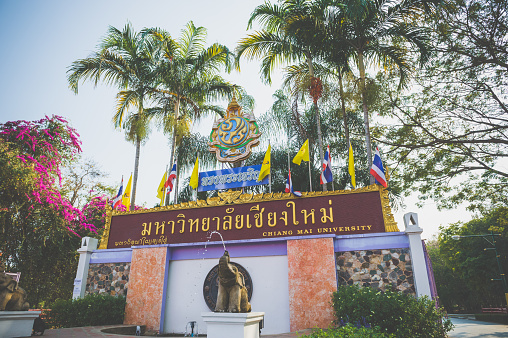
left=86, top=263, right=130, bottom=297
left=336, top=249, right=415, bottom=295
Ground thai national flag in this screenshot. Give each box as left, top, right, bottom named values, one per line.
left=164, top=163, right=177, bottom=193
left=112, top=178, right=124, bottom=209
left=320, top=145, right=333, bottom=184
left=370, top=147, right=388, bottom=188
left=285, top=170, right=302, bottom=197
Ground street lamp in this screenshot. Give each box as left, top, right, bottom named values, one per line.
left=453, top=231, right=508, bottom=306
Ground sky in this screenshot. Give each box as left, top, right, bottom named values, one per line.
left=0, top=0, right=471, bottom=239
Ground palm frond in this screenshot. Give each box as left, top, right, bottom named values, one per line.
left=179, top=21, right=207, bottom=60
left=237, top=31, right=303, bottom=83
left=247, top=2, right=288, bottom=31
left=113, top=90, right=140, bottom=127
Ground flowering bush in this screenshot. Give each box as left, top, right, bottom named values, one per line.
left=0, top=115, right=96, bottom=235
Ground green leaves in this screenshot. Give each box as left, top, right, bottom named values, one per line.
left=432, top=207, right=508, bottom=311
left=332, top=285, right=453, bottom=337
left=372, top=0, right=508, bottom=210
left=50, top=294, right=126, bottom=328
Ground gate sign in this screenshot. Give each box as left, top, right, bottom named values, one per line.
left=99, top=186, right=399, bottom=250
left=198, top=165, right=268, bottom=192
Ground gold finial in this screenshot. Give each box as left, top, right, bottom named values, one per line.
left=227, top=94, right=241, bottom=112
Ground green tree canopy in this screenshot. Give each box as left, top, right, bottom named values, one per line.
left=431, top=207, right=508, bottom=312
left=145, top=21, right=236, bottom=203
left=375, top=0, right=508, bottom=211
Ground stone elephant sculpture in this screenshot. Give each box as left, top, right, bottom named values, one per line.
left=0, top=272, right=29, bottom=311
left=214, top=251, right=251, bottom=313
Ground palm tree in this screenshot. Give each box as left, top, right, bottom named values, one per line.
left=325, top=0, right=435, bottom=183
left=145, top=22, right=236, bottom=202
left=67, top=23, right=157, bottom=209
left=236, top=0, right=329, bottom=191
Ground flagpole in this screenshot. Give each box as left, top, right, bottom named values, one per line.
left=173, top=155, right=178, bottom=205
left=163, top=165, right=168, bottom=206
left=308, top=160, right=312, bottom=192
left=268, top=139, right=271, bottom=193
left=287, top=150, right=290, bottom=173
left=330, top=148, right=334, bottom=191
left=268, top=170, right=271, bottom=193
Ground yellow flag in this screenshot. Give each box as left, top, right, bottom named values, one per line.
left=348, top=143, right=356, bottom=188
left=156, top=171, right=167, bottom=204
left=293, top=139, right=310, bottom=165
left=190, top=156, right=199, bottom=189
left=258, top=144, right=271, bottom=181
left=122, top=174, right=132, bottom=211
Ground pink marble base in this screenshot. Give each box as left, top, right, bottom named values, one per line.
left=124, top=247, right=167, bottom=331
left=287, top=238, right=337, bottom=331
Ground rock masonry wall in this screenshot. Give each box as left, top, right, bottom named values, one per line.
left=336, top=249, right=415, bottom=295
left=85, top=263, right=130, bottom=297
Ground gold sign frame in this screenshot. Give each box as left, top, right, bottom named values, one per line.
left=99, top=185, right=399, bottom=249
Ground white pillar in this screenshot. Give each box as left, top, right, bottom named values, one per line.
left=73, top=237, right=98, bottom=299
left=403, top=212, right=432, bottom=298
left=202, top=312, right=265, bottom=338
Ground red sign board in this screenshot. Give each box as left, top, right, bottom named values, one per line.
left=105, top=190, right=390, bottom=249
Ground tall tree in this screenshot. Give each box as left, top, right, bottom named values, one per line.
left=145, top=22, right=235, bottom=202
left=324, top=0, right=437, bottom=183
left=375, top=0, right=508, bottom=211
left=236, top=0, right=329, bottom=191
left=67, top=23, right=157, bottom=210
left=434, top=207, right=508, bottom=311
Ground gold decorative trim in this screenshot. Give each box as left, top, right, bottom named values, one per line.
left=379, top=187, right=400, bottom=232
left=98, top=185, right=399, bottom=249
left=98, top=202, right=113, bottom=249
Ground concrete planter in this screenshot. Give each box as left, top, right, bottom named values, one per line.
left=0, top=311, right=41, bottom=338
left=202, top=312, right=265, bottom=338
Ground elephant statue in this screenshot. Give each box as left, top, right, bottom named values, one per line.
left=0, top=271, right=29, bottom=311
left=214, top=251, right=251, bottom=313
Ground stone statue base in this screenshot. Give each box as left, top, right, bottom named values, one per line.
left=0, top=310, right=41, bottom=338
left=202, top=312, right=265, bottom=338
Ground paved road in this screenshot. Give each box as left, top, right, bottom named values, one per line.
left=449, top=318, right=508, bottom=338
left=42, top=325, right=313, bottom=337
left=41, top=318, right=508, bottom=337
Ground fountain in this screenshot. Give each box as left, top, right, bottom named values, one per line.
left=202, top=248, right=264, bottom=338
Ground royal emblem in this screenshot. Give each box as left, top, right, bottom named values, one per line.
left=208, top=96, right=261, bottom=163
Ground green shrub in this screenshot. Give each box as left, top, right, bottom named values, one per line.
left=474, top=313, right=508, bottom=324
left=50, top=293, right=126, bottom=328
left=332, top=285, right=453, bottom=338
left=300, top=324, right=394, bottom=337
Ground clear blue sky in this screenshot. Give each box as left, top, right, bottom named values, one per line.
left=0, top=0, right=469, bottom=238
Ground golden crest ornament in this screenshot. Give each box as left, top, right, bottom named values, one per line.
left=208, top=96, right=261, bottom=163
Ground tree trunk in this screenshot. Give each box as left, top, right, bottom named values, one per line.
left=306, top=53, right=326, bottom=192
left=338, top=70, right=350, bottom=150
left=130, top=98, right=144, bottom=210
left=358, top=52, right=374, bottom=185
left=130, top=135, right=140, bottom=210
left=168, top=98, right=181, bottom=205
